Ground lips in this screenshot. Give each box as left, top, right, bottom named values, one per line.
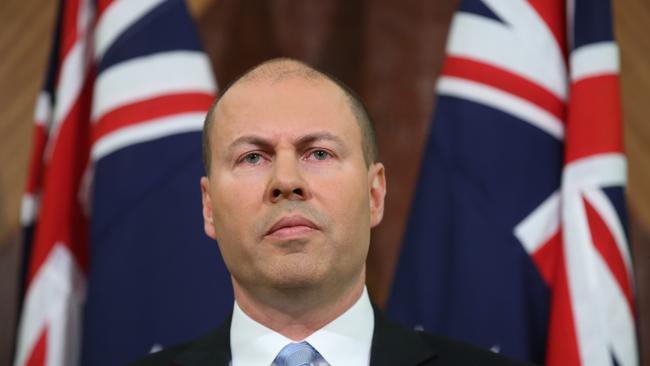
left=266, top=215, right=319, bottom=238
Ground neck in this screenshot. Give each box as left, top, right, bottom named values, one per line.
left=232, top=273, right=365, bottom=340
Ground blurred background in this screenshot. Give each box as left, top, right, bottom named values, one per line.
left=1, top=0, right=648, bottom=364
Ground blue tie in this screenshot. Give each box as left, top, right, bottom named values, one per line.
left=271, top=341, right=330, bottom=366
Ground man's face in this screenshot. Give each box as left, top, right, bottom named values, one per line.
left=200, top=76, right=386, bottom=296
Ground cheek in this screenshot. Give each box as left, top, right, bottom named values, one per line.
left=210, top=186, right=260, bottom=273
left=210, top=177, right=264, bottom=241
left=319, top=173, right=371, bottom=230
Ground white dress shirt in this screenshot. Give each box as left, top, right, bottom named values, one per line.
left=230, top=287, right=375, bottom=366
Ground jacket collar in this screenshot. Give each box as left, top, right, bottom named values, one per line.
left=370, top=305, right=437, bottom=366
left=171, top=306, right=437, bottom=366
left=172, top=314, right=232, bottom=366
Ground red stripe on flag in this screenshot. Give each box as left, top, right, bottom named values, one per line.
left=25, top=126, right=48, bottom=194
left=59, top=0, right=82, bottom=66
left=26, top=72, right=93, bottom=286
left=96, top=0, right=114, bottom=18
left=545, top=237, right=582, bottom=366
left=583, top=196, right=635, bottom=316
left=565, top=75, right=623, bottom=163
left=25, top=327, right=47, bottom=366
left=528, top=0, right=567, bottom=58
left=91, top=92, right=214, bottom=144
left=441, top=56, right=565, bottom=121
left=531, top=230, right=561, bottom=286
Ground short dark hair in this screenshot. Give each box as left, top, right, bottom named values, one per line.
left=202, top=58, right=378, bottom=174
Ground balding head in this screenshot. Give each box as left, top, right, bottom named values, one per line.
left=202, top=58, right=378, bottom=173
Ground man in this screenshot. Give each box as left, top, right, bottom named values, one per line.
left=130, top=58, right=528, bottom=365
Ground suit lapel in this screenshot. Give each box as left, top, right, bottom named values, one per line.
left=370, top=307, right=437, bottom=366
left=173, top=315, right=232, bottom=366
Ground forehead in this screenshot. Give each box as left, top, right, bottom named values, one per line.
left=212, top=76, right=362, bottom=145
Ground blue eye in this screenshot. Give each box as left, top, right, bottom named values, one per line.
left=243, top=153, right=262, bottom=164
left=311, top=150, right=330, bottom=160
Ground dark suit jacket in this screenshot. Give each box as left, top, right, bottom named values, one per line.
left=128, top=307, right=531, bottom=366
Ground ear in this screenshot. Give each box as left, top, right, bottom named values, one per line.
left=368, top=162, right=386, bottom=228
left=200, top=176, right=217, bottom=240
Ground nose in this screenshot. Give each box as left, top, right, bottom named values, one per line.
left=266, top=152, right=310, bottom=203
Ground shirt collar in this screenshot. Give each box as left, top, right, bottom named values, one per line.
left=230, top=287, right=374, bottom=366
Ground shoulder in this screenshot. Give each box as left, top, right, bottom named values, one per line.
left=371, top=307, right=533, bottom=366
left=126, top=317, right=231, bottom=366
left=417, top=332, right=534, bottom=365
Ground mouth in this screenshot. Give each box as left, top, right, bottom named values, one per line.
left=265, top=215, right=319, bottom=239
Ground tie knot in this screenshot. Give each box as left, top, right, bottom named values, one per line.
left=272, top=341, right=328, bottom=366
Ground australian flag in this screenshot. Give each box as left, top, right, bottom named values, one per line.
left=14, top=1, right=232, bottom=365
left=388, top=1, right=638, bottom=365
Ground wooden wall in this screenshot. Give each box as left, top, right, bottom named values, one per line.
left=615, top=0, right=650, bottom=362
left=0, top=1, right=57, bottom=365
left=0, top=0, right=648, bottom=364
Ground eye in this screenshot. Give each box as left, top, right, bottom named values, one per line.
left=309, top=149, right=331, bottom=161
left=242, top=153, right=262, bottom=165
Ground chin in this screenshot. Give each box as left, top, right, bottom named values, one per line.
left=265, top=263, right=328, bottom=291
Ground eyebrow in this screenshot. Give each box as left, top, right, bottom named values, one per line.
left=226, top=132, right=347, bottom=156
left=295, top=132, right=346, bottom=150
left=227, top=135, right=274, bottom=154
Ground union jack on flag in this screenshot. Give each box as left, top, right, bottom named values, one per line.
left=389, top=1, right=638, bottom=365
left=15, top=1, right=233, bottom=365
